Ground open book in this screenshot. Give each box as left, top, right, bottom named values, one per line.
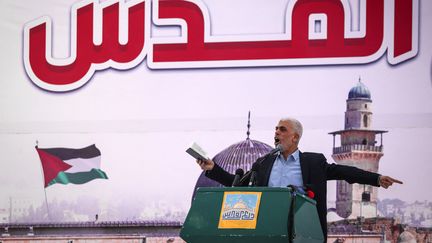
left=186, top=142, right=210, bottom=161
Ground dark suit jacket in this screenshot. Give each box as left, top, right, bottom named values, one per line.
left=206, top=151, right=381, bottom=240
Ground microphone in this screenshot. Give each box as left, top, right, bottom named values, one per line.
left=240, top=145, right=282, bottom=187
left=232, top=168, right=244, bottom=187
left=248, top=163, right=260, bottom=187
left=245, top=146, right=281, bottom=187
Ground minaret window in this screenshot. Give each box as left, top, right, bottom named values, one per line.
left=363, top=115, right=368, bottom=127
left=340, top=182, right=348, bottom=194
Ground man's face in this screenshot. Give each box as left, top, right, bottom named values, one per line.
left=274, top=120, right=299, bottom=153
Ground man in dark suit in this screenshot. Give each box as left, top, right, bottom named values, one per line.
left=197, top=118, right=402, bottom=241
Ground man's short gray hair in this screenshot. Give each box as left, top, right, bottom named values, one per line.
left=280, top=117, right=303, bottom=139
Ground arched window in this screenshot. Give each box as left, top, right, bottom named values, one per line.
left=340, top=181, right=349, bottom=194
left=363, top=115, right=368, bottom=127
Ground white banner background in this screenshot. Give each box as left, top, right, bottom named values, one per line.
left=0, top=0, right=431, bottom=221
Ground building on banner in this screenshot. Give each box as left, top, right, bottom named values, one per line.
left=329, top=80, right=387, bottom=219
left=0, top=221, right=184, bottom=243
left=193, top=115, right=273, bottom=193
left=328, top=217, right=432, bottom=243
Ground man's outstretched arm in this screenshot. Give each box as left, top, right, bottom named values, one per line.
left=197, top=158, right=235, bottom=186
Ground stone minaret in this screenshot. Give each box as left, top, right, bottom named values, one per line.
left=329, top=80, right=387, bottom=219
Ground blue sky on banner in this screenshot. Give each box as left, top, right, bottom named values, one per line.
left=0, top=0, right=431, bottom=217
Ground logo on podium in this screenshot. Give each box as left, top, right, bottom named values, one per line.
left=218, top=191, right=262, bottom=229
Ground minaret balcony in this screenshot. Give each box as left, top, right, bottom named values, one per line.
left=333, top=144, right=383, bottom=154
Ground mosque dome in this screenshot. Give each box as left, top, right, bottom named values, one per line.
left=233, top=200, right=248, bottom=209
left=348, top=80, right=371, bottom=100
left=192, top=113, right=274, bottom=199
left=193, top=138, right=273, bottom=190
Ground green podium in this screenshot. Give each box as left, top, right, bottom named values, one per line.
left=180, top=187, right=324, bottom=243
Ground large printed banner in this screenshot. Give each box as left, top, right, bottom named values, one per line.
left=0, top=0, right=431, bottom=223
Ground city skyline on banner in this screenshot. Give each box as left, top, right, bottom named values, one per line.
left=0, top=0, right=431, bottom=224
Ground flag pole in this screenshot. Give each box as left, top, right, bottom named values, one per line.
left=43, top=188, right=51, bottom=221
left=36, top=140, right=51, bottom=221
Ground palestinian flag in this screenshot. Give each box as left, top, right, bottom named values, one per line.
left=36, top=144, right=108, bottom=187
